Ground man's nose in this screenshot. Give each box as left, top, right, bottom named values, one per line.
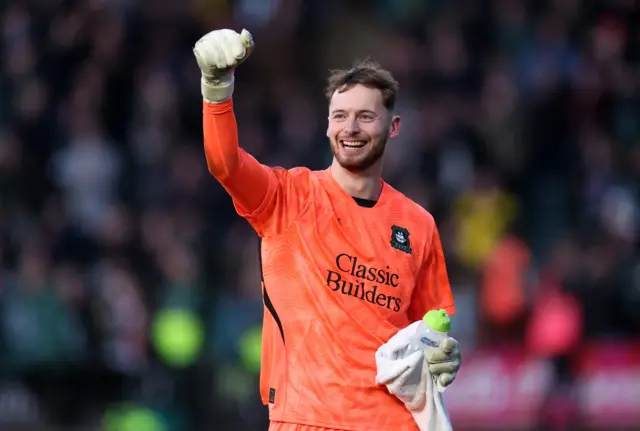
left=343, top=117, right=360, bottom=134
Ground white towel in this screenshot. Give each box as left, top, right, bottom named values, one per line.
left=375, top=321, right=453, bottom=431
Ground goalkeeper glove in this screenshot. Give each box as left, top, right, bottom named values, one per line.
left=426, top=337, right=461, bottom=388
left=193, top=28, right=254, bottom=103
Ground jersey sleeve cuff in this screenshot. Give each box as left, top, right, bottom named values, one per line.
left=203, top=98, right=233, bottom=114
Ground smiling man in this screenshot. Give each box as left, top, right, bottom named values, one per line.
left=193, top=28, right=461, bottom=431
left=325, top=69, right=400, bottom=199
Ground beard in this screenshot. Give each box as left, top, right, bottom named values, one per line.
left=330, top=136, right=388, bottom=172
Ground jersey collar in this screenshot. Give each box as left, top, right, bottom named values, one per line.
left=323, top=167, right=389, bottom=209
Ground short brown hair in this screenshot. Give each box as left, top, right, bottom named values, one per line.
left=325, top=60, right=399, bottom=110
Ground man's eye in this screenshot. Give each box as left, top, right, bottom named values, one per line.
left=332, top=114, right=346, bottom=120
left=359, top=114, right=375, bottom=121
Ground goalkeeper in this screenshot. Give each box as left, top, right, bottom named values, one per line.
left=193, top=29, right=462, bottom=431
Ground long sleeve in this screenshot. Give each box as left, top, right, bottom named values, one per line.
left=203, top=98, right=271, bottom=213
left=408, top=225, right=456, bottom=322
left=202, top=99, right=312, bottom=238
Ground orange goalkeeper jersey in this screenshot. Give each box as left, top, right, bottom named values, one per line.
left=203, top=100, right=455, bottom=431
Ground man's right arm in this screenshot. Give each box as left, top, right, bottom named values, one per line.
left=203, top=98, right=270, bottom=213
left=203, top=98, right=311, bottom=237
left=195, top=28, right=310, bottom=237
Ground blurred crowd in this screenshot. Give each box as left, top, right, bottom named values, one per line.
left=0, top=0, right=638, bottom=430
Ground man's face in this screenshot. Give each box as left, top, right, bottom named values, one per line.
left=327, top=84, right=400, bottom=172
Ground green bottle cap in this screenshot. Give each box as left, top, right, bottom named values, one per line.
left=423, top=309, right=451, bottom=333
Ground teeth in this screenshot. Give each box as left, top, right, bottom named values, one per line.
left=341, top=140, right=366, bottom=148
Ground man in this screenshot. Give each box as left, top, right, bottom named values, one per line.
left=193, top=28, right=461, bottom=431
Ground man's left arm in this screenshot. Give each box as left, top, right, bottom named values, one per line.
left=408, top=225, right=461, bottom=388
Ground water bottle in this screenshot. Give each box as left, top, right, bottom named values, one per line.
left=407, top=309, right=451, bottom=354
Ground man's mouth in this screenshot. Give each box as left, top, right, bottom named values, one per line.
left=340, top=140, right=367, bottom=148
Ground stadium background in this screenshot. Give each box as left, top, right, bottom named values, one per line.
left=0, top=0, right=639, bottom=430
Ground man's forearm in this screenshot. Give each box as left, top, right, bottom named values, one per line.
left=203, top=98, right=271, bottom=212
left=203, top=99, right=241, bottom=180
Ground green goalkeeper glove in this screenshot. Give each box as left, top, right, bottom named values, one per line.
left=193, top=28, right=254, bottom=103
left=426, top=337, right=461, bottom=388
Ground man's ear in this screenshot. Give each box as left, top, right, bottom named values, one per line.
left=389, top=115, right=401, bottom=139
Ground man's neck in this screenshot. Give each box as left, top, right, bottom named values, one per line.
left=330, top=159, right=383, bottom=201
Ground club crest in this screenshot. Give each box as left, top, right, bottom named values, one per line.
left=390, top=225, right=412, bottom=254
